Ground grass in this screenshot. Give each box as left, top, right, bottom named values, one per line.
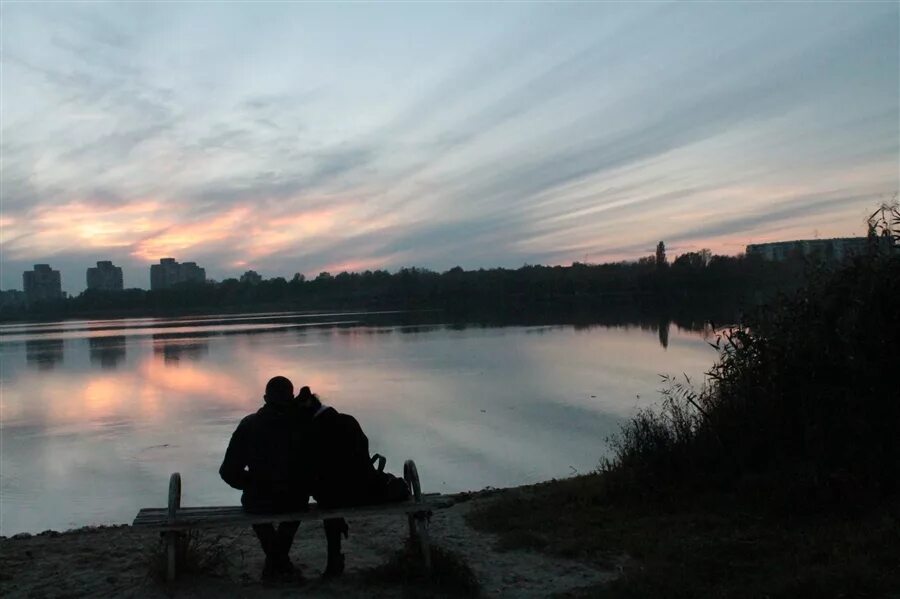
left=468, top=475, right=900, bottom=598
left=367, top=537, right=481, bottom=597
left=146, top=529, right=238, bottom=583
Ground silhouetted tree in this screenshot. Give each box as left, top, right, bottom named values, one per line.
left=673, top=250, right=711, bottom=269
left=867, top=200, right=900, bottom=252
left=656, top=241, right=668, bottom=269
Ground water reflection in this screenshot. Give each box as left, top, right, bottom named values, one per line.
left=153, top=336, right=210, bottom=364
left=25, top=338, right=64, bottom=370
left=89, top=336, right=127, bottom=369
left=0, top=311, right=718, bottom=535
left=658, top=316, right=671, bottom=349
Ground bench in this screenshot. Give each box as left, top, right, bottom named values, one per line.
left=133, top=460, right=453, bottom=582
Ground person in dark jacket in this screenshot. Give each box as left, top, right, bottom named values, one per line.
left=297, top=386, right=375, bottom=578
left=220, top=376, right=311, bottom=580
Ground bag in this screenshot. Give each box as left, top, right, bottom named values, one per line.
left=367, top=453, right=411, bottom=504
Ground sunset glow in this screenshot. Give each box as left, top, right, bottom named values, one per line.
left=131, top=206, right=254, bottom=261
left=1, top=3, right=897, bottom=292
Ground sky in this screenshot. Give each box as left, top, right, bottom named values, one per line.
left=1, top=2, right=898, bottom=293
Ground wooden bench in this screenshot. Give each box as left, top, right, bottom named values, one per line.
left=133, top=460, right=453, bottom=582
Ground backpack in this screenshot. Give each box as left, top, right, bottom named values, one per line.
left=367, top=453, right=411, bottom=504
left=309, top=408, right=410, bottom=507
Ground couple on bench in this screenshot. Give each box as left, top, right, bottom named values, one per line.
left=219, top=376, right=410, bottom=582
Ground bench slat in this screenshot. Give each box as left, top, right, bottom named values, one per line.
left=132, top=496, right=454, bottom=530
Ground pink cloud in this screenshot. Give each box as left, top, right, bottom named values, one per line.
left=2, top=200, right=165, bottom=259
left=131, top=206, right=252, bottom=261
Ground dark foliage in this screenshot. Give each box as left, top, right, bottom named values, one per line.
left=602, top=246, right=900, bottom=512
left=3, top=252, right=807, bottom=322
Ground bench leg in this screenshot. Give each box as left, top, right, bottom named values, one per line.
left=404, top=460, right=421, bottom=543
left=166, top=472, right=182, bottom=583
left=416, top=516, right=432, bottom=575
left=407, top=513, right=416, bottom=541
left=166, top=532, right=178, bottom=582
left=404, top=460, right=432, bottom=575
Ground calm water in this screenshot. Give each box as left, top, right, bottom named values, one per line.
left=0, top=311, right=716, bottom=535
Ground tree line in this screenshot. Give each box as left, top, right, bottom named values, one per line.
left=2, top=247, right=813, bottom=322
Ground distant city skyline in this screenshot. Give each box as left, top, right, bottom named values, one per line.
left=2, top=3, right=898, bottom=293
left=8, top=228, right=885, bottom=295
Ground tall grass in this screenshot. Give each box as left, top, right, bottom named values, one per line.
left=603, top=206, right=900, bottom=512
left=367, top=539, right=481, bottom=597
left=146, top=530, right=238, bottom=583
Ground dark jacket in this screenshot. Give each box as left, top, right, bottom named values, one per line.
left=219, top=402, right=311, bottom=513
left=307, top=407, right=378, bottom=508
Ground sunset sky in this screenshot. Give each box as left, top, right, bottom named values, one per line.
left=2, top=2, right=898, bottom=293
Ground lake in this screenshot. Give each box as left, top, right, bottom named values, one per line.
left=0, top=311, right=717, bottom=535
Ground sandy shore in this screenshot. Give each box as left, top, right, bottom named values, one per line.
left=0, top=495, right=615, bottom=598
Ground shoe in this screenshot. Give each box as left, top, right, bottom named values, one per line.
left=322, top=553, right=345, bottom=579
left=280, top=566, right=306, bottom=585
left=262, top=555, right=305, bottom=585
left=277, top=555, right=295, bottom=574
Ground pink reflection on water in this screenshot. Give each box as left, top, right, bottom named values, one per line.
left=2, top=350, right=267, bottom=429
left=0, top=318, right=724, bottom=535
left=139, top=355, right=252, bottom=407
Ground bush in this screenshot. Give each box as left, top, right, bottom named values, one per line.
left=602, top=244, right=900, bottom=512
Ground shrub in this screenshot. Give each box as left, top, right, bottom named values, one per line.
left=602, top=207, right=900, bottom=511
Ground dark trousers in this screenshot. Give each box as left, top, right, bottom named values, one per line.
left=324, top=518, right=348, bottom=556
left=252, top=521, right=300, bottom=563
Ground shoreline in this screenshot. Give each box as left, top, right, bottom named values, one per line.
left=4, top=473, right=897, bottom=597
left=0, top=485, right=614, bottom=598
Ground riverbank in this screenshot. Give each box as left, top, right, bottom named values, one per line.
left=468, top=475, right=900, bottom=598
left=3, top=475, right=897, bottom=598
left=0, top=491, right=615, bottom=598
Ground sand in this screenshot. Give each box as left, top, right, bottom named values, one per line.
left=0, top=496, right=615, bottom=598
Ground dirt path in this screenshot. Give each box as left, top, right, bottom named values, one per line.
left=0, top=497, right=614, bottom=598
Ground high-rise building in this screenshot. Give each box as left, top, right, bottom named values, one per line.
left=150, top=258, right=207, bottom=290
left=180, top=262, right=205, bottom=285
left=746, top=237, right=873, bottom=262
left=240, top=270, right=263, bottom=284
left=150, top=258, right=177, bottom=290
left=86, top=261, right=124, bottom=291
left=23, top=264, right=62, bottom=302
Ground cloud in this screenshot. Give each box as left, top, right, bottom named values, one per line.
left=2, top=200, right=165, bottom=259
left=1, top=2, right=897, bottom=292
left=665, top=193, right=880, bottom=246
left=130, top=206, right=251, bottom=261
